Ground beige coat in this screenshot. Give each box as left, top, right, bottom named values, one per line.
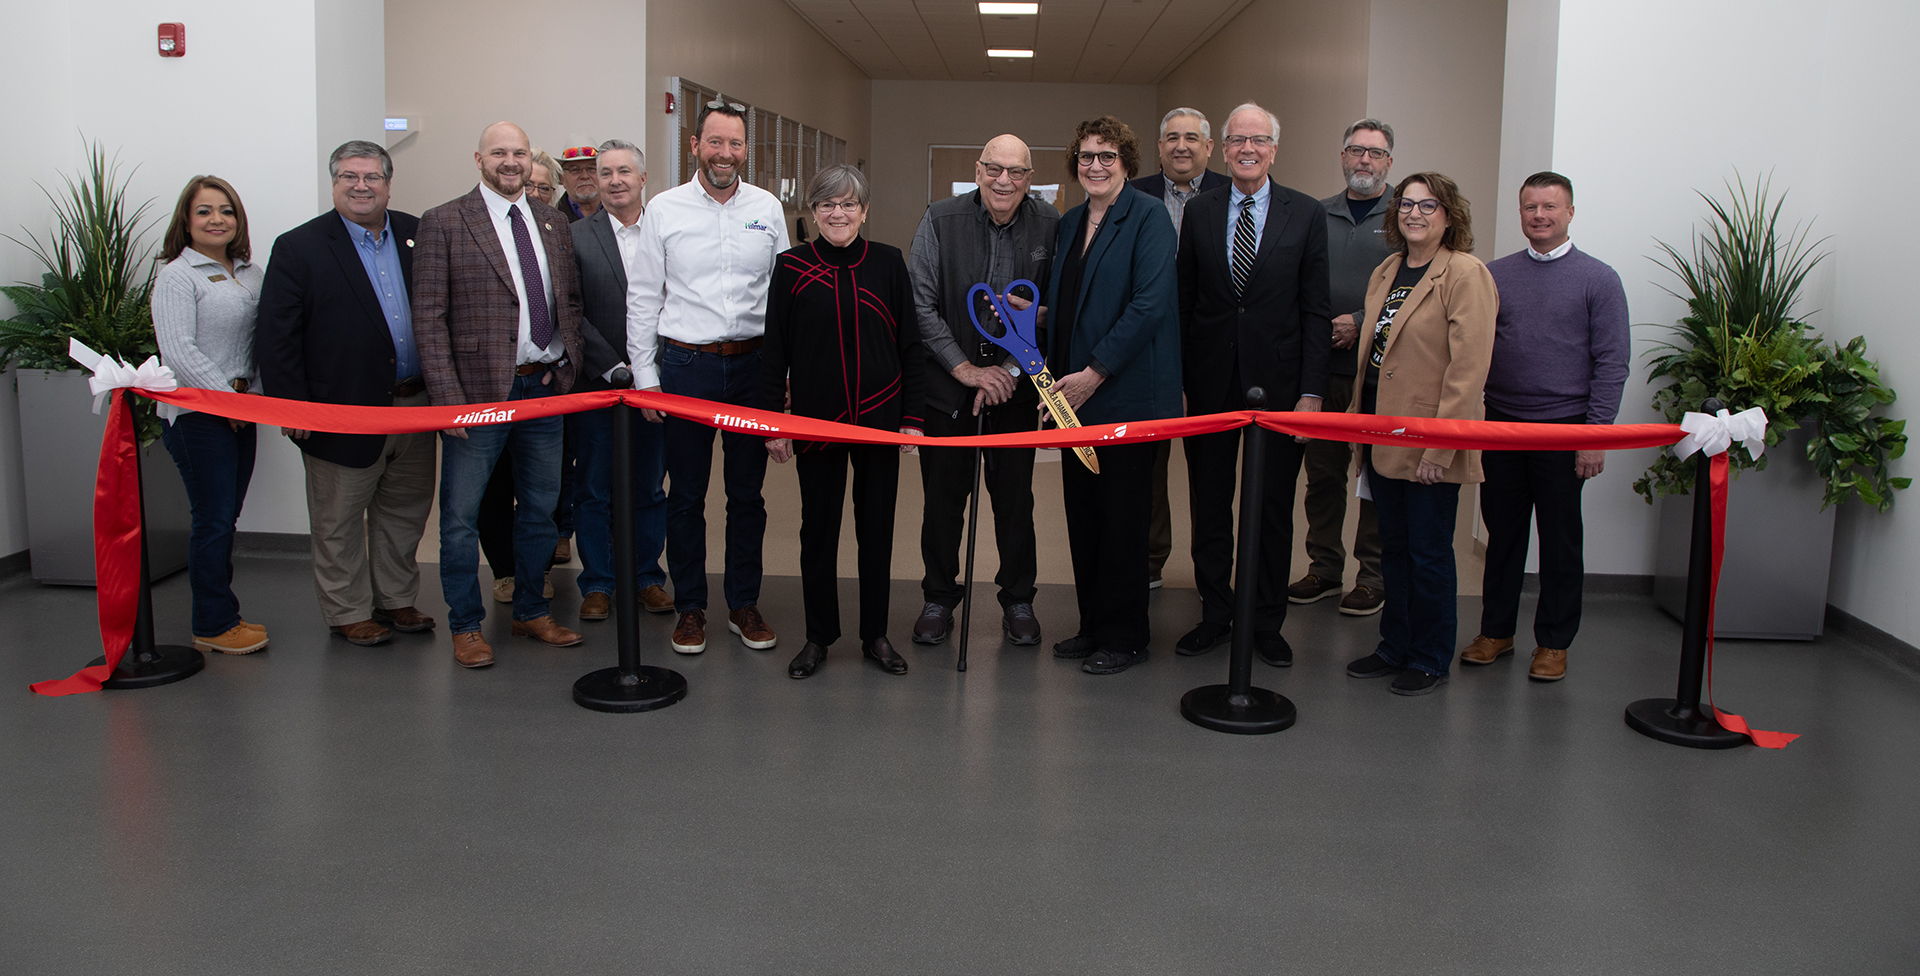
left=1346, top=247, right=1497, bottom=484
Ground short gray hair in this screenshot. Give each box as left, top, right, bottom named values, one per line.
left=1227, top=102, right=1281, bottom=141
left=597, top=139, right=646, bottom=173
left=1159, top=107, right=1210, bottom=141
left=328, top=140, right=392, bottom=181
left=1342, top=118, right=1395, bottom=152
left=805, top=163, right=869, bottom=209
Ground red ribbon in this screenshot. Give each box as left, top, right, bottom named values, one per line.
left=1702, top=452, right=1800, bottom=749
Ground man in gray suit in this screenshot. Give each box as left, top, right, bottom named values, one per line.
left=571, top=139, right=672, bottom=622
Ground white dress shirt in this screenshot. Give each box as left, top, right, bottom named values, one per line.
left=1526, top=238, right=1574, bottom=262
left=477, top=182, right=563, bottom=365
left=604, top=206, right=646, bottom=382
left=625, top=177, right=790, bottom=389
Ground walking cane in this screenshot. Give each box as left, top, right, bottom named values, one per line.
left=956, top=407, right=986, bottom=673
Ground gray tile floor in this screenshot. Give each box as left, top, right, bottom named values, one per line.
left=5, top=557, right=1918, bottom=974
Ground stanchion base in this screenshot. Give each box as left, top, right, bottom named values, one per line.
left=1181, top=684, right=1297, bottom=735
left=1624, top=698, right=1747, bottom=749
left=573, top=665, right=687, bottom=714
left=86, top=645, right=205, bottom=690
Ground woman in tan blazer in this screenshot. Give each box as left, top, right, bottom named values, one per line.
left=1342, top=172, right=1497, bottom=695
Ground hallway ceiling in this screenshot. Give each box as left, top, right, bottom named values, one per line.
left=785, top=0, right=1253, bottom=83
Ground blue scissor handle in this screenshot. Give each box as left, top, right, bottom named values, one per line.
left=966, top=280, right=1047, bottom=376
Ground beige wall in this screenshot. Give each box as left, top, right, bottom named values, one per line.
left=866, top=80, right=1159, bottom=255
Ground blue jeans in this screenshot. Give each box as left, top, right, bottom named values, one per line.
left=573, top=405, right=668, bottom=595
left=161, top=411, right=256, bottom=637
left=1367, top=459, right=1462, bottom=676
left=658, top=344, right=767, bottom=613
left=437, top=373, right=563, bottom=633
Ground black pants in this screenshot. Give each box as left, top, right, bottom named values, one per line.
left=797, top=444, right=899, bottom=647
left=1185, top=426, right=1305, bottom=631
left=1062, top=441, right=1156, bottom=653
left=1479, top=406, right=1587, bottom=649
left=919, top=400, right=1038, bottom=610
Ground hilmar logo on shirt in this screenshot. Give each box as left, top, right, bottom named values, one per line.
left=745, top=220, right=772, bottom=232
left=1030, top=246, right=1050, bottom=261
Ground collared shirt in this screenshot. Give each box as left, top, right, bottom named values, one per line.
left=604, top=206, right=646, bottom=382
left=152, top=249, right=262, bottom=410
left=339, top=212, right=416, bottom=381
left=625, top=177, right=790, bottom=389
left=476, top=181, right=563, bottom=365
left=1526, top=238, right=1575, bottom=262
left=1162, top=173, right=1203, bottom=239
left=1226, top=180, right=1271, bottom=257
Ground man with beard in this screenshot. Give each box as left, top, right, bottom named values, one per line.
left=1289, top=118, right=1396, bottom=617
left=556, top=144, right=601, bottom=221
left=413, top=121, right=588, bottom=668
left=627, top=101, right=790, bottom=656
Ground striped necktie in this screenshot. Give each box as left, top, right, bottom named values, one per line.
left=1231, top=195, right=1257, bottom=298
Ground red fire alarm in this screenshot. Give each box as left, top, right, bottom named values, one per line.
left=664, top=92, right=675, bottom=114
left=158, top=23, right=186, bottom=57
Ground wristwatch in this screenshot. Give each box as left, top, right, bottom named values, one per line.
left=1002, top=361, right=1022, bottom=380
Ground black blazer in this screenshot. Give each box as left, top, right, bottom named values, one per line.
left=1176, top=178, right=1332, bottom=415
left=256, top=209, right=420, bottom=468
left=572, top=209, right=632, bottom=392
left=1128, top=168, right=1230, bottom=200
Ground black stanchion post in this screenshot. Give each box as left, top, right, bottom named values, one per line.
left=89, top=393, right=204, bottom=689
left=574, top=371, right=687, bottom=713
left=1625, top=396, right=1745, bottom=749
left=955, top=411, right=986, bottom=673
left=1180, top=387, right=1297, bottom=734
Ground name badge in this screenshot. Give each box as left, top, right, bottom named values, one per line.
left=207, top=274, right=229, bottom=283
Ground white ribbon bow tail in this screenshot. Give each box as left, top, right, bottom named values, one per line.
left=1674, top=406, right=1768, bottom=461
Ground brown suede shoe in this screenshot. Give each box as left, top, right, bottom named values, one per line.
left=1338, top=585, right=1386, bottom=616
left=1529, top=647, right=1568, bottom=681
left=238, top=619, right=267, bottom=635
left=1460, top=634, right=1515, bottom=666
left=640, top=584, right=675, bottom=614
left=330, top=619, right=393, bottom=646
left=553, top=537, right=573, bottom=564
left=493, top=576, right=514, bottom=604
left=728, top=605, right=778, bottom=650
left=453, top=631, right=494, bottom=668
left=672, top=609, right=707, bottom=655
left=511, top=615, right=584, bottom=647
left=372, top=606, right=436, bottom=633
left=580, top=592, right=612, bottom=621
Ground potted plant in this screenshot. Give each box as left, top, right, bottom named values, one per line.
left=1636, top=174, right=1907, bottom=638
left=1, top=142, right=190, bottom=585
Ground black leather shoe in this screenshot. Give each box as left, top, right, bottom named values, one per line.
left=1176, top=621, right=1233, bottom=656
left=1052, top=634, right=1096, bottom=659
left=862, top=636, right=908, bottom=674
left=1083, top=647, right=1148, bottom=675
left=1255, top=631, right=1293, bottom=667
left=1003, top=603, right=1041, bottom=645
left=912, top=603, right=952, bottom=644
left=788, top=642, right=827, bottom=679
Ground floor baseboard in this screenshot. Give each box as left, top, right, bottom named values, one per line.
left=1827, top=604, right=1920, bottom=681
left=1522, top=572, right=1653, bottom=595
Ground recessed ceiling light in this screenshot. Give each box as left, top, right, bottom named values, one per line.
left=987, top=48, right=1035, bottom=58
left=979, top=3, right=1040, bottom=14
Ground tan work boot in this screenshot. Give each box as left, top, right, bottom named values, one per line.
left=195, top=624, right=269, bottom=655
left=1460, top=634, right=1514, bottom=666
left=453, top=631, right=494, bottom=668
left=1529, top=647, right=1567, bottom=681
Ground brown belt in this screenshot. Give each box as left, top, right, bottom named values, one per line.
left=390, top=376, right=425, bottom=398
left=514, top=362, right=551, bottom=376
left=665, top=336, right=763, bottom=356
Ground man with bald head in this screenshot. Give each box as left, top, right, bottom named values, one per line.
left=414, top=121, right=588, bottom=668
left=906, top=134, right=1059, bottom=648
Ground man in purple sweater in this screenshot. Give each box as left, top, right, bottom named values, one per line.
left=1460, top=171, right=1629, bottom=682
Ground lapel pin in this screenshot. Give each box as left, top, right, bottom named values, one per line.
left=543, top=222, right=552, bottom=231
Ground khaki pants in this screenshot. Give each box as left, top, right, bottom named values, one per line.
left=1302, top=373, right=1384, bottom=590
left=303, top=396, right=437, bottom=625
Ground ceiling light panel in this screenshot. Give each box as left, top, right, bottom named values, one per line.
left=979, top=3, right=1040, bottom=14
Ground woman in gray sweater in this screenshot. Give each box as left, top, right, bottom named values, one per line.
left=153, top=175, right=267, bottom=656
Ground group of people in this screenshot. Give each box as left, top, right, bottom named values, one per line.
left=146, top=97, right=1627, bottom=695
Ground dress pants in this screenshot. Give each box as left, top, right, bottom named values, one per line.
left=1146, top=440, right=1173, bottom=581
left=658, top=344, right=767, bottom=614
left=796, top=444, right=899, bottom=646
left=1479, top=406, right=1588, bottom=649
left=1062, top=441, right=1155, bottom=653
left=1184, top=426, right=1304, bottom=631
left=918, top=399, right=1038, bottom=610
left=1367, top=457, right=1462, bottom=676
left=437, top=373, right=563, bottom=634
left=160, top=411, right=256, bottom=637
left=1302, top=373, right=1384, bottom=589
left=573, top=405, right=668, bottom=597
left=300, top=392, right=436, bottom=626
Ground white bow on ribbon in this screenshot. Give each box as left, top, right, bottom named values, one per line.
left=68, top=338, right=181, bottom=420
left=1674, top=406, right=1768, bottom=461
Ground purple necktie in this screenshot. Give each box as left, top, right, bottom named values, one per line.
left=507, top=204, right=554, bottom=350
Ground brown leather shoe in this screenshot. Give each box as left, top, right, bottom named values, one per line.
left=330, top=619, right=393, bottom=646
left=511, top=615, right=584, bottom=646
left=672, top=609, right=707, bottom=654
left=1529, top=647, right=1567, bottom=681
left=1338, top=585, right=1386, bottom=616
left=640, top=584, right=675, bottom=614
left=1460, top=634, right=1515, bottom=666
left=728, top=605, right=778, bottom=650
left=453, top=631, right=494, bottom=668
left=373, top=606, right=436, bottom=633
left=580, top=592, right=612, bottom=620
left=553, top=537, right=573, bottom=564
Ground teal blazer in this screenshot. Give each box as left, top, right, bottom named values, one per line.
left=1043, top=185, right=1182, bottom=426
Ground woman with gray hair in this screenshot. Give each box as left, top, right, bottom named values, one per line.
left=761, top=163, right=926, bottom=679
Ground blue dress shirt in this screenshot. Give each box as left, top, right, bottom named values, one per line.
left=1225, top=180, right=1271, bottom=258
left=341, top=213, right=418, bottom=381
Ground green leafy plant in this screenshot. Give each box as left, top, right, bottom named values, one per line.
left=1635, top=173, right=1908, bottom=510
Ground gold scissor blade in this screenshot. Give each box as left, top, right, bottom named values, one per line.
left=1031, top=369, right=1099, bottom=473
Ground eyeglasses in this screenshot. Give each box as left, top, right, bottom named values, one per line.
left=333, top=172, right=388, bottom=186
left=1397, top=198, right=1442, bottom=215
left=529, top=182, right=555, bottom=196
left=1075, top=151, right=1119, bottom=166
left=981, top=163, right=1033, bottom=180
left=561, top=146, right=596, bottom=160
left=705, top=99, right=747, bottom=112
left=812, top=199, right=864, bottom=213
left=1222, top=135, right=1275, bottom=149
left=1343, top=145, right=1391, bottom=160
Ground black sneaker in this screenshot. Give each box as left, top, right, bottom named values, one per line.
left=1346, top=652, right=1402, bottom=678
left=912, top=603, right=952, bottom=645
left=1255, top=631, right=1293, bottom=667
left=1003, top=603, right=1041, bottom=645
left=1391, top=669, right=1447, bottom=696
left=1176, top=621, right=1233, bottom=656
left=1083, top=647, right=1148, bottom=674
left=1052, top=634, right=1096, bottom=659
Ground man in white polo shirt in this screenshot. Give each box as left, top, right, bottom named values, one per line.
left=628, top=100, right=790, bottom=656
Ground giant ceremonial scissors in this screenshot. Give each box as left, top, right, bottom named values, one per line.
left=967, top=279, right=1099, bottom=473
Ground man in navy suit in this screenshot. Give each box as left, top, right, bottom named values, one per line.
left=1174, top=103, right=1333, bottom=667
left=257, top=141, right=437, bottom=647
